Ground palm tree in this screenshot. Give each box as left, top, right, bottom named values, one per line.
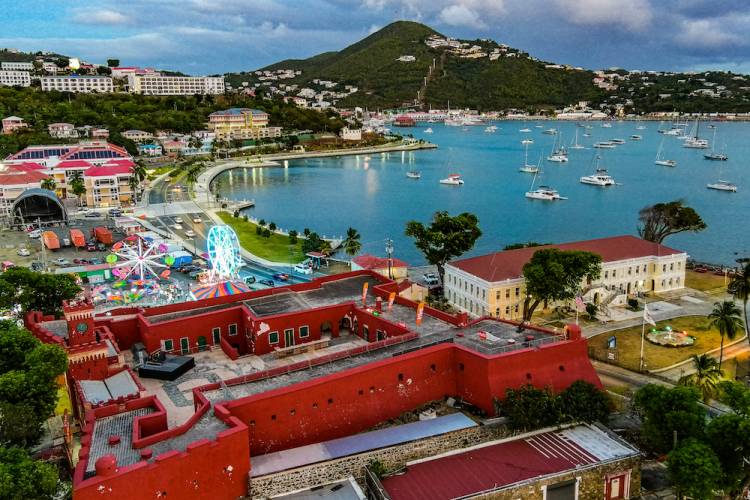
left=40, top=177, right=56, bottom=191
left=729, top=261, right=750, bottom=340
left=678, top=354, right=723, bottom=402
left=132, top=161, right=147, bottom=183
left=343, top=227, right=361, bottom=257
left=68, top=171, right=86, bottom=207
left=708, top=300, right=745, bottom=366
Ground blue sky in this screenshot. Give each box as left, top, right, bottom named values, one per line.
left=2, top=0, right=749, bottom=75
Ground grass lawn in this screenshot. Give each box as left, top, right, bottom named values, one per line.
left=54, top=385, right=72, bottom=416
left=217, top=211, right=304, bottom=264
left=588, top=315, right=727, bottom=372
left=685, top=270, right=728, bottom=293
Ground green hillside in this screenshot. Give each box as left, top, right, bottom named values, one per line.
left=227, top=21, right=603, bottom=111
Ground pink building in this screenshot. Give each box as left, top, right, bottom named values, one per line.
left=2, top=116, right=27, bottom=135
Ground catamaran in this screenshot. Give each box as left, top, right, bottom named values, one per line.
left=439, top=174, right=464, bottom=185
left=580, top=155, right=615, bottom=186
left=594, top=141, right=616, bottom=149
left=609, top=138, right=626, bottom=145
left=525, top=171, right=566, bottom=200
left=655, top=137, right=677, bottom=167
left=519, top=144, right=539, bottom=173
left=707, top=180, right=737, bottom=192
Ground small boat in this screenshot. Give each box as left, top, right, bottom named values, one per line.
left=535, top=124, right=544, bottom=128
left=521, top=138, right=534, bottom=145
left=580, top=155, right=615, bottom=186
left=636, top=125, right=646, bottom=130
left=424, top=127, right=433, bottom=134
left=547, top=153, right=568, bottom=162
left=542, top=128, right=558, bottom=135
left=406, top=170, right=421, bottom=179
left=520, top=127, right=531, bottom=133
left=525, top=171, right=565, bottom=200
left=439, top=174, right=464, bottom=185
left=707, top=180, right=737, bottom=192
left=594, top=141, right=616, bottom=149
left=704, top=152, right=728, bottom=161
left=655, top=137, right=677, bottom=167
left=630, top=134, right=642, bottom=140
left=569, top=129, right=585, bottom=150
left=610, top=138, right=626, bottom=145
left=684, top=138, right=709, bottom=149
left=601, top=122, right=613, bottom=128
left=484, top=125, right=497, bottom=133
left=520, top=144, right=540, bottom=173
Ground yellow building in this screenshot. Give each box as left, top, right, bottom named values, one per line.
left=444, top=235, right=688, bottom=320
left=208, top=108, right=282, bottom=141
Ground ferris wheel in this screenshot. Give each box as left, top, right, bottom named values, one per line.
left=206, top=225, right=242, bottom=281
left=109, top=236, right=169, bottom=280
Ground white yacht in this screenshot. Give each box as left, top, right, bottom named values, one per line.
left=406, top=171, right=421, bottom=179
left=636, top=125, right=646, bottom=130
left=655, top=137, right=677, bottom=167
left=484, top=125, right=497, bottom=133
left=707, top=180, right=737, bottom=192
left=580, top=156, right=615, bottom=186
left=610, top=138, right=626, bottom=145
left=601, top=122, right=613, bottom=128
left=424, top=127, right=433, bottom=134
left=569, top=129, right=585, bottom=150
left=525, top=171, right=566, bottom=200
left=703, top=128, right=727, bottom=160
left=543, top=128, right=558, bottom=135
left=630, top=134, right=642, bottom=140
left=439, top=174, right=464, bottom=185
left=684, top=138, right=709, bottom=149
left=521, top=138, right=534, bottom=145
left=520, top=127, right=532, bottom=133
left=519, top=144, right=539, bottom=173
left=547, top=152, right=568, bottom=162
left=594, top=141, right=616, bottom=149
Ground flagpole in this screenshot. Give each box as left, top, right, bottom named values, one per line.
left=639, top=315, right=645, bottom=372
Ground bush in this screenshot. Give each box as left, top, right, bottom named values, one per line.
left=258, top=219, right=266, bottom=227
left=262, top=228, right=271, bottom=238
left=558, top=380, right=610, bottom=424
left=585, top=302, right=597, bottom=319
left=269, top=222, right=277, bottom=231
left=289, top=230, right=298, bottom=245
left=242, top=215, right=249, bottom=222
left=255, top=225, right=262, bottom=235
left=501, top=385, right=560, bottom=431
left=233, top=210, right=240, bottom=218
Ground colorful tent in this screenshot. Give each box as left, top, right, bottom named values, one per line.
left=190, top=280, right=250, bottom=300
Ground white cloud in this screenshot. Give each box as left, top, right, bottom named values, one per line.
left=675, top=18, right=745, bottom=49
left=71, top=9, right=130, bottom=25
left=439, top=5, right=485, bottom=28
left=553, top=0, right=653, bottom=31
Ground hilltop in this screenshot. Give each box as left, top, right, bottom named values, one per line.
left=226, top=20, right=750, bottom=113
left=225, top=21, right=603, bottom=110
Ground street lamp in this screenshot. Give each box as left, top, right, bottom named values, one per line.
left=385, top=238, right=394, bottom=280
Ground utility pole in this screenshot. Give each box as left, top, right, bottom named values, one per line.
left=385, top=238, right=394, bottom=280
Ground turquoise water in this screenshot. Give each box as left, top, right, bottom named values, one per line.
left=211, top=121, right=750, bottom=266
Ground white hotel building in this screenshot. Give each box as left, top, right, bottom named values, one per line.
left=127, top=74, right=224, bottom=95
left=0, top=61, right=33, bottom=71
left=40, top=76, right=114, bottom=93
left=0, top=70, right=31, bottom=87
left=444, top=235, right=688, bottom=320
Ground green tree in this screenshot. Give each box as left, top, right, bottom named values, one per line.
left=342, top=227, right=361, bottom=257
left=707, top=300, right=744, bottom=366
left=106, top=58, right=120, bottom=68
left=405, top=211, right=481, bottom=294
left=40, top=177, right=56, bottom=191
left=303, top=228, right=311, bottom=237
left=0, top=322, right=67, bottom=447
left=258, top=219, right=266, bottom=228
left=288, top=230, right=298, bottom=245
left=667, top=439, right=722, bottom=500
left=634, top=384, right=705, bottom=453
left=718, top=380, right=750, bottom=417
left=500, top=385, right=560, bottom=431
left=68, top=170, right=86, bottom=207
left=521, top=249, right=602, bottom=321
left=558, top=380, right=610, bottom=424
left=0, top=267, right=80, bottom=315
left=728, top=261, right=750, bottom=339
left=678, top=354, right=723, bottom=403
left=268, top=222, right=277, bottom=232
left=0, top=446, right=60, bottom=500
left=705, top=414, right=750, bottom=494
left=302, top=232, right=325, bottom=254
left=637, top=200, right=706, bottom=244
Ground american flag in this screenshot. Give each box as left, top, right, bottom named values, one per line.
left=575, top=295, right=585, bottom=311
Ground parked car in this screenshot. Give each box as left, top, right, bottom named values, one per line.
left=86, top=241, right=97, bottom=252
left=28, top=229, right=42, bottom=239
left=89, top=258, right=102, bottom=265
left=192, top=216, right=202, bottom=223
left=85, top=211, right=101, bottom=218
left=188, top=270, right=203, bottom=280
left=16, top=247, right=30, bottom=257
left=174, top=217, right=183, bottom=224
left=184, top=230, right=196, bottom=238
left=259, top=279, right=274, bottom=287
left=172, top=224, right=183, bottom=230
left=422, top=272, right=440, bottom=286
left=108, top=208, right=122, bottom=217
left=30, top=262, right=44, bottom=271
left=97, top=243, right=106, bottom=251
left=245, top=275, right=256, bottom=285
left=73, top=258, right=91, bottom=265
left=53, top=258, right=70, bottom=267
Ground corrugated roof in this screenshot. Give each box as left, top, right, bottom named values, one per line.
left=381, top=424, right=638, bottom=500
left=449, top=235, right=684, bottom=282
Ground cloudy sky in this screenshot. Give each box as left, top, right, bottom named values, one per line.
left=3, top=0, right=750, bottom=75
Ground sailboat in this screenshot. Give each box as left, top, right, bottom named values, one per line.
left=580, top=155, right=615, bottom=186
left=547, top=133, right=568, bottom=162
left=525, top=170, right=566, bottom=200
left=707, top=162, right=736, bottom=191
left=683, top=119, right=709, bottom=149
left=519, top=145, right=539, bottom=173
left=655, top=137, right=677, bottom=167
left=521, top=138, right=534, bottom=145
left=569, top=128, right=585, bottom=150
left=703, top=127, right=728, bottom=160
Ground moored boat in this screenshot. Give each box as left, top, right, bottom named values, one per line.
left=439, top=174, right=464, bottom=185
